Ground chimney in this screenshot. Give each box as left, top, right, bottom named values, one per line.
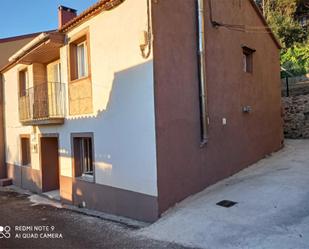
left=58, top=5, right=77, bottom=30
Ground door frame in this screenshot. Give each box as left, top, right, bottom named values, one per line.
left=39, top=133, right=60, bottom=192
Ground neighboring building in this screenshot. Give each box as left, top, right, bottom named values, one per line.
left=0, top=32, right=52, bottom=179
left=0, top=0, right=283, bottom=222
left=0, top=32, right=48, bottom=69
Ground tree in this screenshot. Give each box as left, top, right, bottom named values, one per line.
left=256, top=0, right=309, bottom=74
left=263, top=0, right=307, bottom=48
left=267, top=11, right=307, bottom=48
left=281, top=42, right=309, bottom=74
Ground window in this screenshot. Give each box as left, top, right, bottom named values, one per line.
left=53, top=62, right=61, bottom=83
left=77, top=42, right=88, bottom=79
left=242, top=46, right=255, bottom=74
left=21, top=137, right=31, bottom=166
left=19, top=69, right=29, bottom=97
left=69, top=35, right=89, bottom=81
left=73, top=136, right=93, bottom=179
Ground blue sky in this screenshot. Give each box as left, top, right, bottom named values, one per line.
left=0, top=0, right=98, bottom=39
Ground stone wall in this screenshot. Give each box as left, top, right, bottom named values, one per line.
left=283, top=94, right=309, bottom=138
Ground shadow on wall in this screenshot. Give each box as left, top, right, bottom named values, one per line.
left=37, top=60, right=156, bottom=208
left=6, top=147, right=42, bottom=193
left=5, top=134, right=43, bottom=192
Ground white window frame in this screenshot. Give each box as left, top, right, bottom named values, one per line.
left=76, top=41, right=88, bottom=79
left=19, top=69, right=29, bottom=97
left=53, top=62, right=61, bottom=83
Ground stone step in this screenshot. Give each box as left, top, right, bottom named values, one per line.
left=0, top=178, right=13, bottom=187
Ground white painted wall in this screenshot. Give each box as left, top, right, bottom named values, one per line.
left=3, top=0, right=158, bottom=196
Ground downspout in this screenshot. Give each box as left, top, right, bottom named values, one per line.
left=0, top=73, right=6, bottom=179
left=140, top=0, right=152, bottom=59
left=197, top=0, right=208, bottom=144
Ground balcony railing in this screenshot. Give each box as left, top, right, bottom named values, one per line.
left=19, top=82, right=65, bottom=125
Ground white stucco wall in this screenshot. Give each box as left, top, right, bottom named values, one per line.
left=3, top=0, right=158, bottom=196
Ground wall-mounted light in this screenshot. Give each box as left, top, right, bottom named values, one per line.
left=243, top=106, right=252, bottom=113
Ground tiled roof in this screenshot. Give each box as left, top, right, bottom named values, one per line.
left=0, top=30, right=54, bottom=43
left=59, top=0, right=280, bottom=48
left=59, top=0, right=125, bottom=32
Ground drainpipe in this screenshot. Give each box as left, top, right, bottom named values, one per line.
left=197, top=0, right=208, bottom=144
left=0, top=73, right=6, bottom=179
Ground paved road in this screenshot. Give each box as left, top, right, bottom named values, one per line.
left=0, top=189, right=190, bottom=249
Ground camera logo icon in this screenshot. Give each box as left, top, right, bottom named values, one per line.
left=0, top=226, right=11, bottom=239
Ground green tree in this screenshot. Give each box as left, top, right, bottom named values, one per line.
left=281, top=42, right=309, bottom=74
left=264, top=0, right=307, bottom=48
left=257, top=0, right=309, bottom=74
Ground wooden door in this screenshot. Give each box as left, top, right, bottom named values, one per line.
left=41, top=137, right=60, bottom=192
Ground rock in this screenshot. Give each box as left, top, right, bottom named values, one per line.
left=282, top=94, right=309, bottom=139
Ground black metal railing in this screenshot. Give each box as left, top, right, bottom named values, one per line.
left=281, top=69, right=309, bottom=97
left=19, top=82, right=65, bottom=123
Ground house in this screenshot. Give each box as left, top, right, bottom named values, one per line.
left=0, top=31, right=54, bottom=179
left=0, top=32, right=52, bottom=69
left=0, top=0, right=283, bottom=222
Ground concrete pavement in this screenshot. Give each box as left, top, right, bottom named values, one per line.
left=140, top=140, right=309, bottom=249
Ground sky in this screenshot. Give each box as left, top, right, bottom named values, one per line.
left=0, top=0, right=98, bottom=39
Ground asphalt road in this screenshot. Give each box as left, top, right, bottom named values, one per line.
left=0, top=189, right=190, bottom=249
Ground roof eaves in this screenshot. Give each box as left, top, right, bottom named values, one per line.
left=0, top=30, right=56, bottom=44
left=59, top=0, right=125, bottom=33
left=0, top=31, right=62, bottom=74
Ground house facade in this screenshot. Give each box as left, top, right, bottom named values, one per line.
left=0, top=32, right=53, bottom=180
left=0, top=0, right=283, bottom=222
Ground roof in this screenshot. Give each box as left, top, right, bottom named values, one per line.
left=1, top=0, right=280, bottom=72
left=59, top=0, right=125, bottom=32
left=59, top=0, right=281, bottom=48
left=0, top=32, right=63, bottom=73
left=248, top=0, right=282, bottom=49
left=0, top=30, right=55, bottom=70
left=9, top=32, right=65, bottom=64
left=0, top=31, right=49, bottom=44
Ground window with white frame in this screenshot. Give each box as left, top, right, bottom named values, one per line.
left=69, top=34, right=90, bottom=81
left=19, top=69, right=29, bottom=97
left=53, top=62, right=61, bottom=83
left=76, top=41, right=88, bottom=79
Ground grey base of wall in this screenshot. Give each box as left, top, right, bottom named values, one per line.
left=6, top=164, right=158, bottom=222
left=7, top=163, right=42, bottom=193
left=72, top=178, right=158, bottom=222
left=0, top=162, right=6, bottom=179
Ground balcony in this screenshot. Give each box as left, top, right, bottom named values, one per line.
left=19, top=82, right=65, bottom=126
